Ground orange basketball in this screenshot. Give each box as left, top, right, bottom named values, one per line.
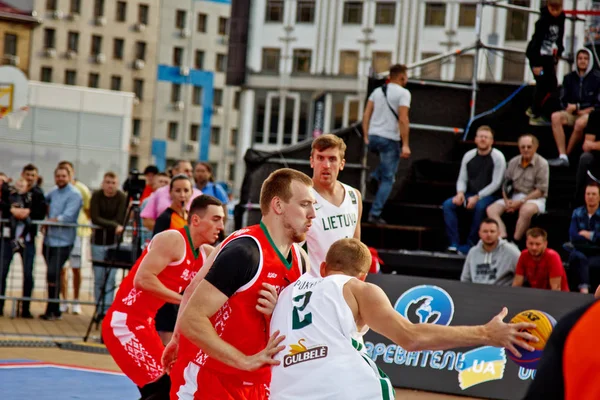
left=506, top=309, right=556, bottom=369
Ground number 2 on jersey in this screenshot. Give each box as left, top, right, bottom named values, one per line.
left=292, top=291, right=313, bottom=330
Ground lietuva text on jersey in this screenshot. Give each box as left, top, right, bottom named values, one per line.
left=321, top=213, right=357, bottom=231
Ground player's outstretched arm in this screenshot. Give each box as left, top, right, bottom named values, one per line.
left=350, top=280, right=538, bottom=357
left=133, top=231, right=186, bottom=304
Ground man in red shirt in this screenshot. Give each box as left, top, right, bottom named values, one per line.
left=164, top=168, right=315, bottom=400
left=512, top=227, right=569, bottom=291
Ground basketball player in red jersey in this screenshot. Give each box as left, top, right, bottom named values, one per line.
left=164, top=168, right=315, bottom=400
left=102, top=195, right=225, bottom=400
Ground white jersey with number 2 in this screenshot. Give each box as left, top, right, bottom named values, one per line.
left=270, top=273, right=395, bottom=400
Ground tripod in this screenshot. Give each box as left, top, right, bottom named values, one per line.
left=83, top=196, right=144, bottom=342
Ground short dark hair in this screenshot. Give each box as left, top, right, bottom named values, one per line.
left=480, top=218, right=499, bottom=228
left=188, top=195, right=223, bottom=222
left=58, top=160, right=74, bottom=169
left=104, top=171, right=118, bottom=179
left=143, top=165, right=159, bottom=175
left=311, top=134, right=347, bottom=159
left=586, top=182, right=600, bottom=192
left=55, top=166, right=71, bottom=177
left=389, top=64, right=407, bottom=79
left=22, top=164, right=38, bottom=173
left=526, top=227, right=548, bottom=241
left=169, top=174, right=192, bottom=191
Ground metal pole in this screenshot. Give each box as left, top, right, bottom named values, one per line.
left=483, top=1, right=584, bottom=22
left=408, top=79, right=473, bottom=91
left=406, top=44, right=477, bottom=70
left=470, top=1, right=483, bottom=121
left=569, top=0, right=578, bottom=71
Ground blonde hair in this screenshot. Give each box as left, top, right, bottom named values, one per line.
left=324, top=238, right=372, bottom=276
left=260, top=168, right=313, bottom=215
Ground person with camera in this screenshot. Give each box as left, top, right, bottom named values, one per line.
left=90, top=172, right=128, bottom=319
left=487, top=134, right=549, bottom=245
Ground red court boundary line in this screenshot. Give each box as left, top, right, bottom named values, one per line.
left=0, top=361, right=126, bottom=375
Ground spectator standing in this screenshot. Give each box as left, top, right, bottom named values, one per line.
left=141, top=160, right=201, bottom=231
left=487, top=134, right=549, bottom=243
left=140, top=172, right=170, bottom=249
left=40, top=166, right=82, bottom=320
left=139, top=165, right=159, bottom=203
left=566, top=183, right=600, bottom=294
left=443, top=126, right=506, bottom=253
left=362, top=64, right=411, bottom=224
left=6, top=178, right=33, bottom=253
left=512, top=228, right=569, bottom=291
left=193, top=162, right=228, bottom=230
left=548, top=48, right=600, bottom=167
left=90, top=172, right=127, bottom=318
left=460, top=218, right=521, bottom=286
left=525, top=0, right=565, bottom=125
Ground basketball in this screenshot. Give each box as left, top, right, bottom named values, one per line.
left=506, top=310, right=557, bottom=370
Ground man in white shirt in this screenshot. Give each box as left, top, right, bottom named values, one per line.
left=362, top=64, right=412, bottom=224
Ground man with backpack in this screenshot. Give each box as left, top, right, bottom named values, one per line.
left=362, top=64, right=411, bottom=224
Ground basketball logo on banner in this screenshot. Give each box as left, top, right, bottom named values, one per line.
left=394, top=285, right=455, bottom=326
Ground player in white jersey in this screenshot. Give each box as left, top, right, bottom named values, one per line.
left=305, top=134, right=362, bottom=272
left=270, top=238, right=538, bottom=400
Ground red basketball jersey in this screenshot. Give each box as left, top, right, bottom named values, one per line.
left=181, top=223, right=303, bottom=384
left=110, top=226, right=204, bottom=321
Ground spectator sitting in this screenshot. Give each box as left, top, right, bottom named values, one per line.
left=443, top=125, right=506, bottom=254
left=460, top=218, right=521, bottom=286
left=512, top=228, right=569, bottom=291
left=7, top=178, right=32, bottom=253
left=575, top=111, right=600, bottom=205
left=566, top=183, right=600, bottom=294
left=548, top=48, right=600, bottom=168
left=139, top=165, right=159, bottom=203
left=487, top=134, right=549, bottom=244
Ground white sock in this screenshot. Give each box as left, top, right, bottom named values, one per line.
left=559, top=154, right=568, bottom=161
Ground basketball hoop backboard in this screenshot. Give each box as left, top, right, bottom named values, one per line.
left=0, top=66, right=28, bottom=129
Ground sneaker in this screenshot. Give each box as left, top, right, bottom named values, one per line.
left=39, top=313, right=56, bottom=321
left=447, top=246, right=458, bottom=253
left=525, top=107, right=534, bottom=118
left=21, top=311, right=34, bottom=319
left=59, top=303, right=69, bottom=313
left=548, top=157, right=569, bottom=167
left=72, top=303, right=82, bottom=315
left=529, top=115, right=551, bottom=126
left=368, top=214, right=387, bottom=225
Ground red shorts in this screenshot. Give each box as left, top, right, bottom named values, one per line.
left=169, top=359, right=269, bottom=400
left=101, top=310, right=165, bottom=387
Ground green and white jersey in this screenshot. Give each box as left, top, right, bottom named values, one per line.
left=305, top=184, right=359, bottom=274
left=270, top=274, right=395, bottom=400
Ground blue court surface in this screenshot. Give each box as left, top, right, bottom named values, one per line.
left=0, top=359, right=140, bottom=399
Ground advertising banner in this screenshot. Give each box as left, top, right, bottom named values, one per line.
left=364, top=274, right=593, bottom=400
left=312, top=92, right=326, bottom=138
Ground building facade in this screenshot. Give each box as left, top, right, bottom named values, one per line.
left=0, top=1, right=40, bottom=76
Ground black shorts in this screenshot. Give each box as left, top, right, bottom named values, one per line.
left=154, top=303, right=179, bottom=333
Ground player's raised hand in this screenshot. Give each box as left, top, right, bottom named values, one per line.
left=484, top=307, right=538, bottom=358
left=161, top=337, right=179, bottom=374
left=242, top=331, right=286, bottom=371
left=256, top=282, right=278, bottom=316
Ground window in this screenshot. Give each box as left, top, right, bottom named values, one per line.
left=293, top=49, right=311, bottom=73
left=113, top=38, right=124, bottom=59
left=4, top=34, right=17, bottom=56
left=193, top=86, right=203, bottom=105
left=129, top=156, right=139, bottom=171
left=94, top=0, right=104, bottom=17
left=70, top=0, right=80, bottom=14
left=111, top=75, right=122, bottom=90
left=502, top=52, right=526, bottom=81
left=171, top=84, right=181, bottom=102
left=173, top=47, right=183, bottom=66
left=375, top=2, right=395, bottom=25
left=230, top=128, right=238, bottom=146
left=133, top=119, right=141, bottom=137
left=228, top=163, right=235, bottom=181
left=88, top=73, right=99, bottom=88
left=197, top=13, right=207, bottom=32
left=44, top=28, right=55, bottom=49
left=134, top=79, right=144, bottom=100
left=190, top=124, right=199, bottom=141
left=195, top=50, right=204, bottom=69
left=116, top=1, right=127, bottom=22
left=233, top=91, right=240, bottom=110
left=296, top=0, right=315, bottom=23
left=424, top=3, right=445, bottom=26
left=213, top=89, right=223, bottom=107
left=343, top=2, right=362, bottom=24
left=135, top=41, right=146, bottom=60
left=420, top=52, right=442, bottom=79
left=65, top=70, right=76, bottom=85
left=339, top=51, right=359, bottom=76
left=218, top=17, right=228, bottom=35
left=458, top=4, right=476, bottom=27
left=41, top=67, right=52, bottom=82
left=262, top=48, right=281, bottom=73
left=66, top=31, right=78, bottom=52
left=91, top=35, right=102, bottom=55
left=168, top=122, right=178, bottom=141
left=505, top=0, right=530, bottom=41
left=138, top=4, right=149, bottom=24
left=211, top=126, right=221, bottom=145
left=265, top=0, right=284, bottom=22
left=454, top=54, right=474, bottom=81
left=372, top=51, right=392, bottom=74
left=216, top=54, right=227, bottom=72
left=176, top=9, right=187, bottom=29
left=46, top=0, right=56, bottom=11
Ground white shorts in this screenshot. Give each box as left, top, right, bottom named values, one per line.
left=493, top=192, right=546, bottom=214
